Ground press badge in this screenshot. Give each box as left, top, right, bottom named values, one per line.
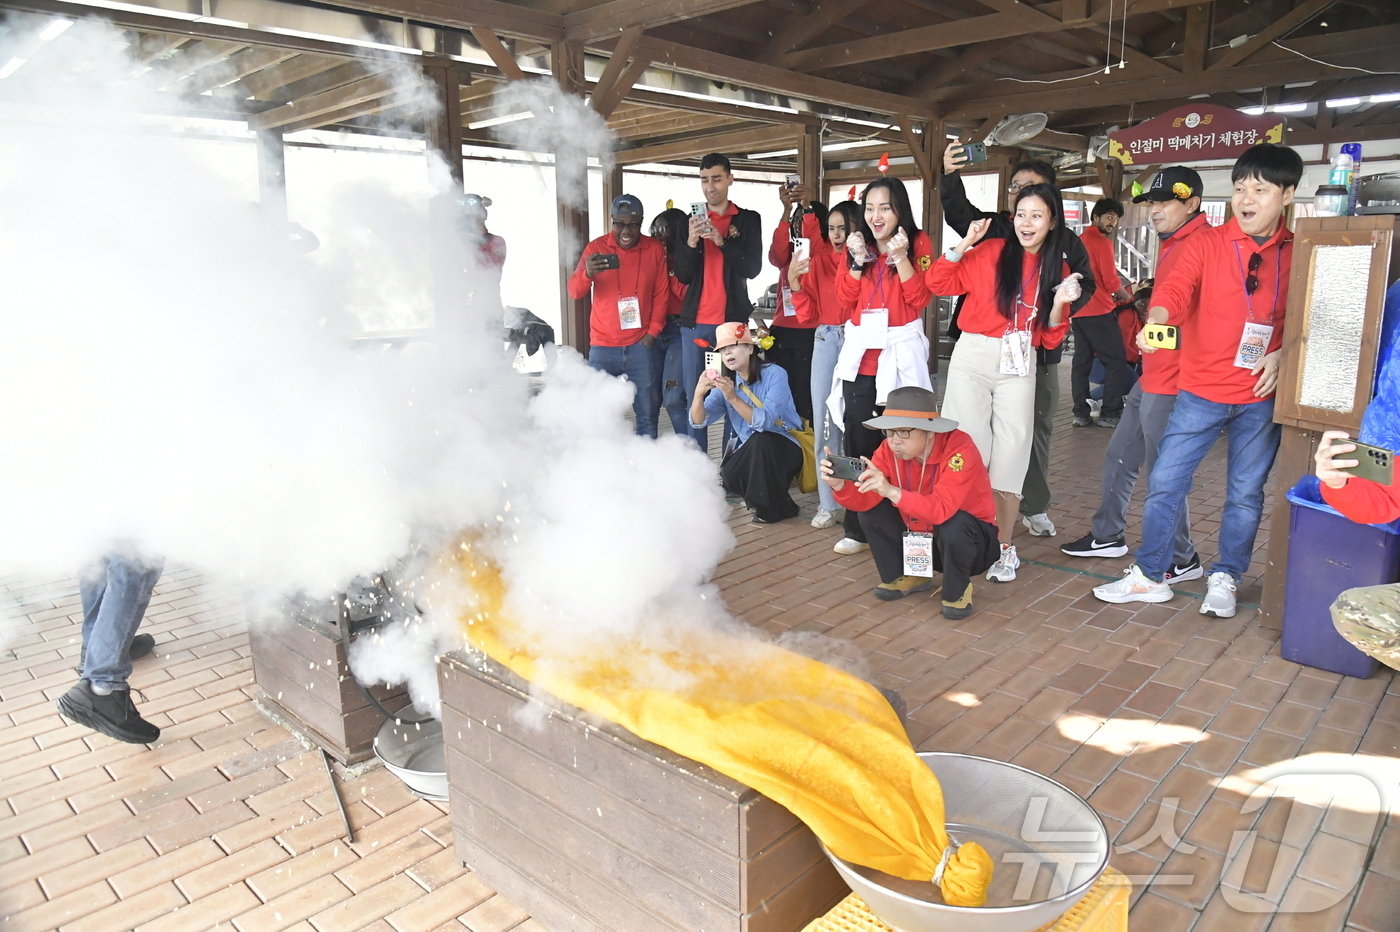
left=781, top=284, right=797, bottom=318
left=903, top=532, right=934, bottom=578
left=618, top=296, right=642, bottom=330
left=858, top=308, right=889, bottom=349
left=1233, top=321, right=1272, bottom=369
left=999, top=328, right=1032, bottom=376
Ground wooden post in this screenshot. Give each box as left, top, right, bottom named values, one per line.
left=602, top=164, right=625, bottom=218
left=799, top=123, right=822, bottom=196
left=256, top=129, right=287, bottom=227
left=423, top=58, right=464, bottom=186
left=554, top=39, right=591, bottom=354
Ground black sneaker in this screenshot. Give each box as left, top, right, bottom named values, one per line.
left=1060, top=532, right=1130, bottom=558
left=1164, top=553, right=1204, bottom=585
left=1097, top=417, right=1120, bottom=428
left=1072, top=415, right=1092, bottom=427
left=57, top=680, right=160, bottom=744
left=75, top=633, right=156, bottom=674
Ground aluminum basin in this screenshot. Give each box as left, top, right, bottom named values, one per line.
left=373, top=717, right=448, bottom=801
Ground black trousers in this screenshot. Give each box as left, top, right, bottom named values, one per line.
left=766, top=325, right=816, bottom=423
left=860, top=501, right=1001, bottom=599
left=721, top=431, right=803, bottom=522
left=1071, top=314, right=1128, bottom=420
left=1020, top=359, right=1058, bottom=516
left=841, top=374, right=883, bottom=542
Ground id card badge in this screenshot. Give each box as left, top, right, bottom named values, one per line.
left=1233, top=321, right=1273, bottom=370
left=781, top=284, right=797, bottom=318
left=902, top=532, right=934, bottom=578
left=858, top=308, right=889, bottom=349
left=999, top=328, right=1032, bottom=376
left=618, top=296, right=642, bottom=330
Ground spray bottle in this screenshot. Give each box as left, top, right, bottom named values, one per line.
left=1328, top=149, right=1355, bottom=216
left=1341, top=142, right=1363, bottom=215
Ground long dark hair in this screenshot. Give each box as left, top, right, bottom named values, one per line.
left=650, top=207, right=688, bottom=265
left=829, top=200, right=861, bottom=249
left=791, top=200, right=830, bottom=243
left=858, top=177, right=920, bottom=247
left=993, top=183, right=1074, bottom=321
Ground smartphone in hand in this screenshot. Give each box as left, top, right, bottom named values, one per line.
left=827, top=455, right=866, bottom=481
left=596, top=253, right=620, bottom=270
left=792, top=237, right=810, bottom=264
left=1142, top=323, right=1178, bottom=350
left=704, top=351, right=722, bottom=378
left=961, top=142, right=988, bottom=163
left=1343, top=440, right=1395, bottom=485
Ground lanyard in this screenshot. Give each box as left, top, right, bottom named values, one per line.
left=864, top=262, right=892, bottom=312
left=609, top=241, right=641, bottom=298
left=1009, top=255, right=1042, bottom=333
left=1231, top=241, right=1282, bottom=326
left=894, top=446, right=932, bottom=495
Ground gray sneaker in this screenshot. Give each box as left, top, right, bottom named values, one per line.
left=1200, top=571, right=1237, bottom=618
left=985, top=543, right=1020, bottom=583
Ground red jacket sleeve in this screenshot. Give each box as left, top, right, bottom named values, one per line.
left=769, top=222, right=792, bottom=269
left=791, top=285, right=818, bottom=326
left=830, top=444, right=891, bottom=513
left=925, top=251, right=974, bottom=297
left=567, top=242, right=595, bottom=301
left=836, top=264, right=862, bottom=314
left=899, top=233, right=935, bottom=311
left=1321, top=476, right=1400, bottom=524
left=647, top=244, right=669, bottom=337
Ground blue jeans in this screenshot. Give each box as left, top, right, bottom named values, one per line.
left=679, top=322, right=720, bottom=452
left=80, top=551, right=164, bottom=691
left=649, top=317, right=689, bottom=437
left=1136, top=390, right=1280, bottom=581
left=811, top=324, right=845, bottom=512
left=589, top=342, right=656, bottom=437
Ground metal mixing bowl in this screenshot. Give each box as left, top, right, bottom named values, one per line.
left=373, top=717, right=448, bottom=801
left=824, top=752, right=1109, bottom=932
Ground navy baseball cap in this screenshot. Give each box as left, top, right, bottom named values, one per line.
left=611, top=194, right=644, bottom=218
left=1133, top=166, right=1203, bottom=203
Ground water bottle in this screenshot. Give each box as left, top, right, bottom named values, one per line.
left=1341, top=142, right=1362, bottom=215
left=1328, top=151, right=1355, bottom=216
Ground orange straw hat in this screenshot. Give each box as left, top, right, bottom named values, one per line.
left=712, top=322, right=756, bottom=350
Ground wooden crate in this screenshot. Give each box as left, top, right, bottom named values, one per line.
left=250, top=618, right=409, bottom=764
left=438, top=649, right=847, bottom=932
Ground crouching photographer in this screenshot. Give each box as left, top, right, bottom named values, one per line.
left=822, top=386, right=1000, bottom=617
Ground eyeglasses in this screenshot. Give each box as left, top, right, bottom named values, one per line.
left=1007, top=181, right=1026, bottom=194
left=1245, top=252, right=1262, bottom=295
left=881, top=428, right=914, bottom=438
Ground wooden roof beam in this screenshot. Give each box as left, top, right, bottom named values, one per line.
left=182, top=46, right=298, bottom=97
left=228, top=55, right=350, bottom=102
left=1209, top=0, right=1335, bottom=71
left=615, top=124, right=801, bottom=165
left=246, top=71, right=397, bottom=131
left=469, top=27, right=526, bottom=82
left=759, top=0, right=873, bottom=60
left=777, top=0, right=1206, bottom=71
left=564, top=0, right=768, bottom=43
left=629, top=35, right=936, bottom=118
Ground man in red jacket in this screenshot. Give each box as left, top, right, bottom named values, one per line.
left=568, top=194, right=671, bottom=437
left=1316, top=430, right=1400, bottom=670
left=1072, top=198, right=1135, bottom=428
left=823, top=386, right=1000, bottom=618
left=1094, top=144, right=1304, bottom=618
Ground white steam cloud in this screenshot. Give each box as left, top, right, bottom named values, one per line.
left=0, top=16, right=751, bottom=717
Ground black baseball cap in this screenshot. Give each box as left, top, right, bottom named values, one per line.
left=1132, top=166, right=1204, bottom=204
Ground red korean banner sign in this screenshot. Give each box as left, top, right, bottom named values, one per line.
left=1108, top=104, right=1285, bottom=165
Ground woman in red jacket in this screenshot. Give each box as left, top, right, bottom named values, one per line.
left=827, top=178, right=934, bottom=556
left=926, top=183, right=1079, bottom=584
left=790, top=200, right=859, bottom=530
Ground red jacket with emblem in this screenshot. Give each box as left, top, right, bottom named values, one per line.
left=831, top=428, right=996, bottom=530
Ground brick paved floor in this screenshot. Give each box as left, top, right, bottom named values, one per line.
left=2, top=367, right=1397, bottom=931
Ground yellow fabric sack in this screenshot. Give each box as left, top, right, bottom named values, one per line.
left=440, top=546, right=993, bottom=907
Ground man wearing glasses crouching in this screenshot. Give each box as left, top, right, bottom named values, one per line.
left=822, top=386, right=1000, bottom=617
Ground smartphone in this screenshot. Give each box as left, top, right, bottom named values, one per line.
left=961, top=141, right=988, bottom=164
left=785, top=173, right=800, bottom=190
left=1142, top=323, right=1179, bottom=350
left=792, top=237, right=810, bottom=264
left=1343, top=440, right=1395, bottom=486
left=704, top=351, right=722, bottom=378
left=827, top=455, right=866, bottom=481
left=597, top=252, right=620, bottom=270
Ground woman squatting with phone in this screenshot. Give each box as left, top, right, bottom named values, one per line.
left=926, top=183, right=1080, bottom=583
left=826, top=177, right=935, bottom=558
left=689, top=322, right=805, bottom=524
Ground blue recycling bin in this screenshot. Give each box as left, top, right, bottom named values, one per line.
left=1281, top=478, right=1400, bottom=678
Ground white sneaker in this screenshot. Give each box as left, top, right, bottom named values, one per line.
left=833, top=537, right=869, bottom=555
left=1088, top=398, right=1103, bottom=418
left=1022, top=513, right=1056, bottom=537
left=1093, top=565, right=1172, bottom=604
left=985, top=543, right=1020, bottom=583
left=1200, top=571, right=1237, bottom=618
left=811, top=509, right=837, bottom=529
